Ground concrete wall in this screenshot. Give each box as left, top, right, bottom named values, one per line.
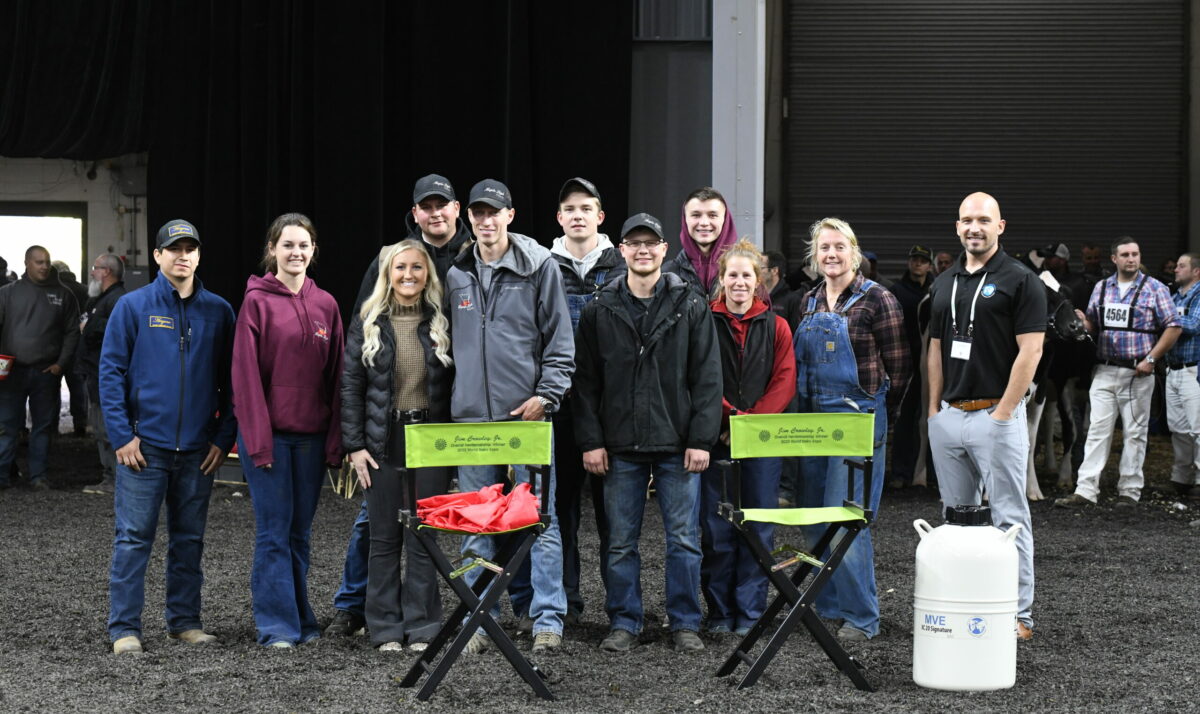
left=0, top=156, right=149, bottom=274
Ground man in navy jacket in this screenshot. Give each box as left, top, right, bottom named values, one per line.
left=99, top=219, right=237, bottom=655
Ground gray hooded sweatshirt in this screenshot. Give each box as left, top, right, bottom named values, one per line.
left=445, top=232, right=574, bottom=422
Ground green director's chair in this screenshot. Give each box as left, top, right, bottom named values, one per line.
left=396, top=421, right=555, bottom=702
left=714, top=412, right=877, bottom=692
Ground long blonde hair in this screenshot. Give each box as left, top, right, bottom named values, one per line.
left=359, top=240, right=452, bottom=368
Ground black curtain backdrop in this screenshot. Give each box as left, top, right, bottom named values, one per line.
left=1, top=0, right=633, bottom=313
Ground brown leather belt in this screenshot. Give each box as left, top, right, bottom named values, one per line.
left=948, top=398, right=1001, bottom=412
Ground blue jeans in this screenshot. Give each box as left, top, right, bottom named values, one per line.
left=605, top=455, right=702, bottom=634
left=240, top=432, right=325, bottom=646
left=332, top=501, right=370, bottom=617
left=0, top=364, right=60, bottom=484
left=108, top=443, right=213, bottom=641
left=800, top=397, right=887, bottom=638
left=700, top=450, right=780, bottom=630
left=458, top=462, right=565, bottom=636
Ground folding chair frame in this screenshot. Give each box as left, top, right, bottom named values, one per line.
left=397, top=463, right=556, bottom=702
left=715, top=454, right=877, bottom=692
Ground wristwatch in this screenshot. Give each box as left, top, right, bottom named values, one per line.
left=536, top=395, right=552, bottom=412
left=1144, top=355, right=1156, bottom=365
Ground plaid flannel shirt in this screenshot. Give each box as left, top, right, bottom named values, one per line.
left=1167, top=284, right=1200, bottom=366
left=1085, top=272, right=1179, bottom=361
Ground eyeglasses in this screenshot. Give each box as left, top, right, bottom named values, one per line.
left=622, top=238, right=664, bottom=250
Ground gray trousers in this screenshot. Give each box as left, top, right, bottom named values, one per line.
left=928, top=402, right=1035, bottom=625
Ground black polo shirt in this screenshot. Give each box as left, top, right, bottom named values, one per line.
left=928, top=249, right=1047, bottom=402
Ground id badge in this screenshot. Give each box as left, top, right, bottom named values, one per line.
left=1103, top=302, right=1131, bottom=328
left=950, top=339, right=972, bottom=361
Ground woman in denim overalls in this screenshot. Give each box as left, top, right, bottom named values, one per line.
left=794, top=217, right=911, bottom=641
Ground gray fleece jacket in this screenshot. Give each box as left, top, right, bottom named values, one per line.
left=445, top=233, right=574, bottom=422
left=0, top=271, right=80, bottom=369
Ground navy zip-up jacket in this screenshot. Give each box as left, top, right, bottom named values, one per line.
left=99, top=272, right=237, bottom=453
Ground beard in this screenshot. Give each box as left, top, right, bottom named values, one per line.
left=87, top=278, right=102, bottom=298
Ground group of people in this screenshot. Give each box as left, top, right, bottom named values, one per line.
left=7, top=173, right=1193, bottom=661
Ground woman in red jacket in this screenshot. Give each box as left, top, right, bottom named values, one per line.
left=232, top=213, right=345, bottom=648
left=700, top=239, right=796, bottom=635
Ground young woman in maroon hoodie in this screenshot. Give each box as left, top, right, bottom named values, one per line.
left=232, top=213, right=345, bottom=648
left=699, top=239, right=796, bottom=635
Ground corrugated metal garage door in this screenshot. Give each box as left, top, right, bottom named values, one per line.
left=785, top=0, right=1186, bottom=278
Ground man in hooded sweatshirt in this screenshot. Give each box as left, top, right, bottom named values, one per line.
left=549, top=176, right=624, bottom=626
left=0, top=245, right=80, bottom=490
left=445, top=178, right=574, bottom=654
left=663, top=186, right=739, bottom=299
left=327, top=174, right=475, bottom=637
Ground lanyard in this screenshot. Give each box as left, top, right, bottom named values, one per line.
left=950, top=272, right=987, bottom=338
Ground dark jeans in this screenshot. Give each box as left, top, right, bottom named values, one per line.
left=332, top=501, right=369, bottom=617
left=0, top=364, right=60, bottom=484
left=554, top=409, right=608, bottom=616
left=108, top=443, right=212, bottom=640
left=890, top=374, right=923, bottom=484
left=64, top=367, right=88, bottom=428
left=364, top=420, right=450, bottom=645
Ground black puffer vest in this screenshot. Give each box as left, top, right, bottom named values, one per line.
left=715, top=308, right=774, bottom=411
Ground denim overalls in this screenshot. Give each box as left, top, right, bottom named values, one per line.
left=793, top=279, right=888, bottom=638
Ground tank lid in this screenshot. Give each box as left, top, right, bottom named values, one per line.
left=944, top=505, right=993, bottom=526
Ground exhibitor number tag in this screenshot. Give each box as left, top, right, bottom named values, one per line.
left=1103, top=302, right=1131, bottom=329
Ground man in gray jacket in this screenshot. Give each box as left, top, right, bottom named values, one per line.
left=445, top=178, right=575, bottom=654
left=0, top=245, right=81, bottom=489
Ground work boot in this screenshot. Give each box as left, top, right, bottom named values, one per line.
left=672, top=630, right=704, bottom=653
left=465, top=632, right=490, bottom=654
left=599, top=629, right=638, bottom=653
left=1053, top=493, right=1095, bottom=509
left=324, top=610, right=365, bottom=636
left=531, top=632, right=562, bottom=653
left=113, top=636, right=143, bottom=655
left=169, top=629, right=217, bottom=644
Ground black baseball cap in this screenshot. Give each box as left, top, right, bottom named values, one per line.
left=558, top=177, right=601, bottom=204
left=468, top=179, right=513, bottom=209
left=412, top=174, right=456, bottom=204
left=156, top=219, right=201, bottom=249
left=909, top=244, right=933, bottom=261
left=620, top=213, right=664, bottom=241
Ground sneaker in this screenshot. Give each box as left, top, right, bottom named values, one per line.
left=599, top=629, right=638, bottom=653
left=82, top=478, right=114, bottom=495
left=29, top=479, right=50, bottom=492
left=1054, top=493, right=1095, bottom=509
left=113, top=635, right=143, bottom=655
left=268, top=641, right=295, bottom=649
left=169, top=629, right=217, bottom=644
left=465, top=632, right=489, bottom=654
left=836, top=624, right=869, bottom=642
left=733, top=625, right=751, bottom=637
left=1016, top=621, right=1033, bottom=641
left=705, top=623, right=732, bottom=634
left=672, top=630, right=704, bottom=653
left=378, top=641, right=403, bottom=653
left=516, top=614, right=534, bottom=634
left=409, top=641, right=429, bottom=653
left=324, top=610, right=366, bottom=637
left=777, top=496, right=795, bottom=508
left=1114, top=495, right=1138, bottom=509
left=531, top=632, right=562, bottom=653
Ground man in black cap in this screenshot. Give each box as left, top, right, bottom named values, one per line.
left=446, top=178, right=574, bottom=654
left=888, top=244, right=935, bottom=487
left=329, top=173, right=475, bottom=638
left=0, top=245, right=80, bottom=490
left=101, top=219, right=236, bottom=654
left=549, top=176, right=624, bottom=627
left=354, top=173, right=473, bottom=306
left=572, top=212, right=721, bottom=654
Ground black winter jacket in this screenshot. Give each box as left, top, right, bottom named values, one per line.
left=662, top=249, right=710, bottom=300
left=341, top=306, right=454, bottom=461
left=572, top=272, right=722, bottom=457
left=76, top=281, right=127, bottom=394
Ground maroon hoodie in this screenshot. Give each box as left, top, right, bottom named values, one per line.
left=232, top=272, right=345, bottom=468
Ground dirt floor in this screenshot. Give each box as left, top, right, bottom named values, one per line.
left=0, top=426, right=1197, bottom=713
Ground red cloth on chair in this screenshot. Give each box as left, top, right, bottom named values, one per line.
left=417, top=482, right=541, bottom=533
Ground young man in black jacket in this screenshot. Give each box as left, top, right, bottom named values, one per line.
left=573, top=213, right=722, bottom=654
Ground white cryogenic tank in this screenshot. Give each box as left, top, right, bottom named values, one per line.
left=912, top=505, right=1021, bottom=691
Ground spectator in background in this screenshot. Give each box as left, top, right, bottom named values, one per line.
left=1164, top=253, right=1200, bottom=500
left=888, top=245, right=934, bottom=488
left=1080, top=242, right=1110, bottom=285
left=53, top=260, right=89, bottom=436
left=664, top=187, right=738, bottom=299
left=861, top=251, right=892, bottom=288
left=0, top=257, right=10, bottom=287
left=934, top=251, right=954, bottom=275
left=78, top=254, right=127, bottom=495
left=762, top=251, right=802, bottom=332
left=0, top=246, right=80, bottom=490
left=1159, top=257, right=1178, bottom=293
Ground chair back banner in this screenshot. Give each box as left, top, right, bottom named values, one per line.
left=728, top=412, right=874, bottom=459
left=405, top=421, right=552, bottom=468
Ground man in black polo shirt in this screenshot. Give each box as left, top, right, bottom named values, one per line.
left=926, top=192, right=1046, bottom=641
